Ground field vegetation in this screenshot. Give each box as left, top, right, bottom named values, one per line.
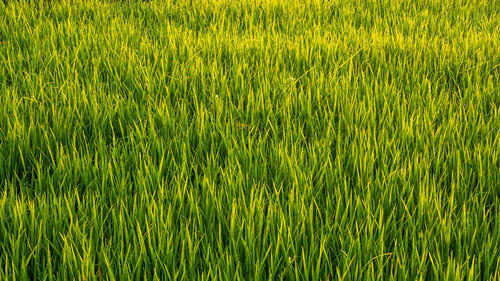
left=0, top=0, right=499, bottom=280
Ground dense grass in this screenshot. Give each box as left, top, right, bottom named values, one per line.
left=0, top=0, right=499, bottom=280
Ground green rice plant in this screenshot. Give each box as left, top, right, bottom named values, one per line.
left=0, top=0, right=499, bottom=280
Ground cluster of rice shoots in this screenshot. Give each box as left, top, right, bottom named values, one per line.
left=0, top=0, right=499, bottom=280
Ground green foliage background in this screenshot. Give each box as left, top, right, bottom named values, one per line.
left=0, top=0, right=499, bottom=280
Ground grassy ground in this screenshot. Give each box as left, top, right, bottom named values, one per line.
left=0, top=0, right=499, bottom=280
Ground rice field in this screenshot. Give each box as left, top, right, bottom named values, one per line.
left=0, top=0, right=499, bottom=280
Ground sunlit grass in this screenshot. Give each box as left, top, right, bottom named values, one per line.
left=0, top=0, right=499, bottom=280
